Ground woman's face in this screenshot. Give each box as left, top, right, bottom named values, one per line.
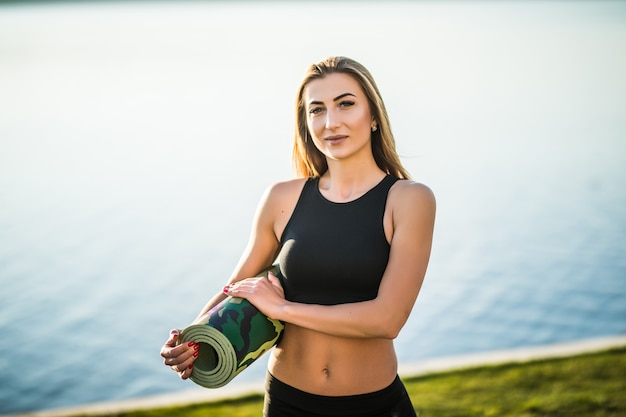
left=303, top=73, right=375, bottom=164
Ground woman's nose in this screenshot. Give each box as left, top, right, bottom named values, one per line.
left=325, top=110, right=340, bottom=129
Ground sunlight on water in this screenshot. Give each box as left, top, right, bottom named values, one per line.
left=0, top=1, right=625, bottom=414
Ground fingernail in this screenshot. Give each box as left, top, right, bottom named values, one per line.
left=187, top=341, right=195, bottom=347
left=223, top=285, right=230, bottom=293
left=193, top=350, right=200, bottom=358
left=194, top=344, right=199, bottom=350
left=188, top=364, right=193, bottom=370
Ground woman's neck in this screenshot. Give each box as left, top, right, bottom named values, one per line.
left=319, top=159, right=386, bottom=203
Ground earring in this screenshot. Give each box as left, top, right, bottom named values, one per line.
left=371, top=124, right=378, bottom=132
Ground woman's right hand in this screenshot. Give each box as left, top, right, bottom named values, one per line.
left=160, top=329, right=199, bottom=380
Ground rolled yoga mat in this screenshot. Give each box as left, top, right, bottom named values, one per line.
left=178, top=265, right=284, bottom=388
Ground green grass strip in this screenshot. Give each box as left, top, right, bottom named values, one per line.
left=82, top=347, right=626, bottom=417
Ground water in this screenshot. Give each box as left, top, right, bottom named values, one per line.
left=1, top=1, right=625, bottom=414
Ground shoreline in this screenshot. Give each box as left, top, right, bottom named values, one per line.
left=9, top=335, right=626, bottom=417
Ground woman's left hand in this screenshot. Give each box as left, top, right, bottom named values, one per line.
left=224, top=272, right=285, bottom=319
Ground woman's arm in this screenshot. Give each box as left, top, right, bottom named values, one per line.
left=161, top=180, right=301, bottom=378
left=227, top=181, right=436, bottom=339
left=192, top=182, right=289, bottom=321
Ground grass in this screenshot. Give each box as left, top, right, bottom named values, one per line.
left=81, top=347, right=626, bottom=417
left=402, top=347, right=625, bottom=417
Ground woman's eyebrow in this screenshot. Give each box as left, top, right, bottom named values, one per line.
left=308, top=93, right=356, bottom=106
left=333, top=92, right=356, bottom=101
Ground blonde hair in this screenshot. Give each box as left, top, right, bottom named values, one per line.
left=292, top=56, right=411, bottom=180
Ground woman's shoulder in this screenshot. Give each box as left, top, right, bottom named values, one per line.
left=391, top=179, right=435, bottom=199
left=260, top=177, right=309, bottom=207
left=389, top=179, right=436, bottom=213
left=266, top=177, right=309, bottom=197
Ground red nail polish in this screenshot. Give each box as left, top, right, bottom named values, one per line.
left=188, top=364, right=194, bottom=370
left=193, top=350, right=200, bottom=358
left=194, top=344, right=199, bottom=350
left=223, top=285, right=230, bottom=293
left=187, top=341, right=195, bottom=347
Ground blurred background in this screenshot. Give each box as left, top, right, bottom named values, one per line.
left=0, top=0, right=624, bottom=414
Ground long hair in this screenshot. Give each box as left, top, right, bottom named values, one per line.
left=292, top=56, right=411, bottom=180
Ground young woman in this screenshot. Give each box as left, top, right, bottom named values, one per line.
left=160, top=56, right=436, bottom=417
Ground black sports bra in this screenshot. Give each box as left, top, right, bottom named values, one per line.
left=279, top=175, right=399, bottom=305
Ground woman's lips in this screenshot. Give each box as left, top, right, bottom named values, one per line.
left=325, top=135, right=348, bottom=144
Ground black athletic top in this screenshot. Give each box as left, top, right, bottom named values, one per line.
left=279, top=175, right=399, bottom=305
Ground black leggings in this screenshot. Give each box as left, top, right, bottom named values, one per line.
left=263, top=373, right=417, bottom=417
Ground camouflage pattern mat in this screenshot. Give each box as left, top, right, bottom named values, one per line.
left=178, top=265, right=284, bottom=388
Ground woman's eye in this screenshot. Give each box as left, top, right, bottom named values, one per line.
left=309, top=107, right=323, bottom=115
left=339, top=100, right=355, bottom=108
